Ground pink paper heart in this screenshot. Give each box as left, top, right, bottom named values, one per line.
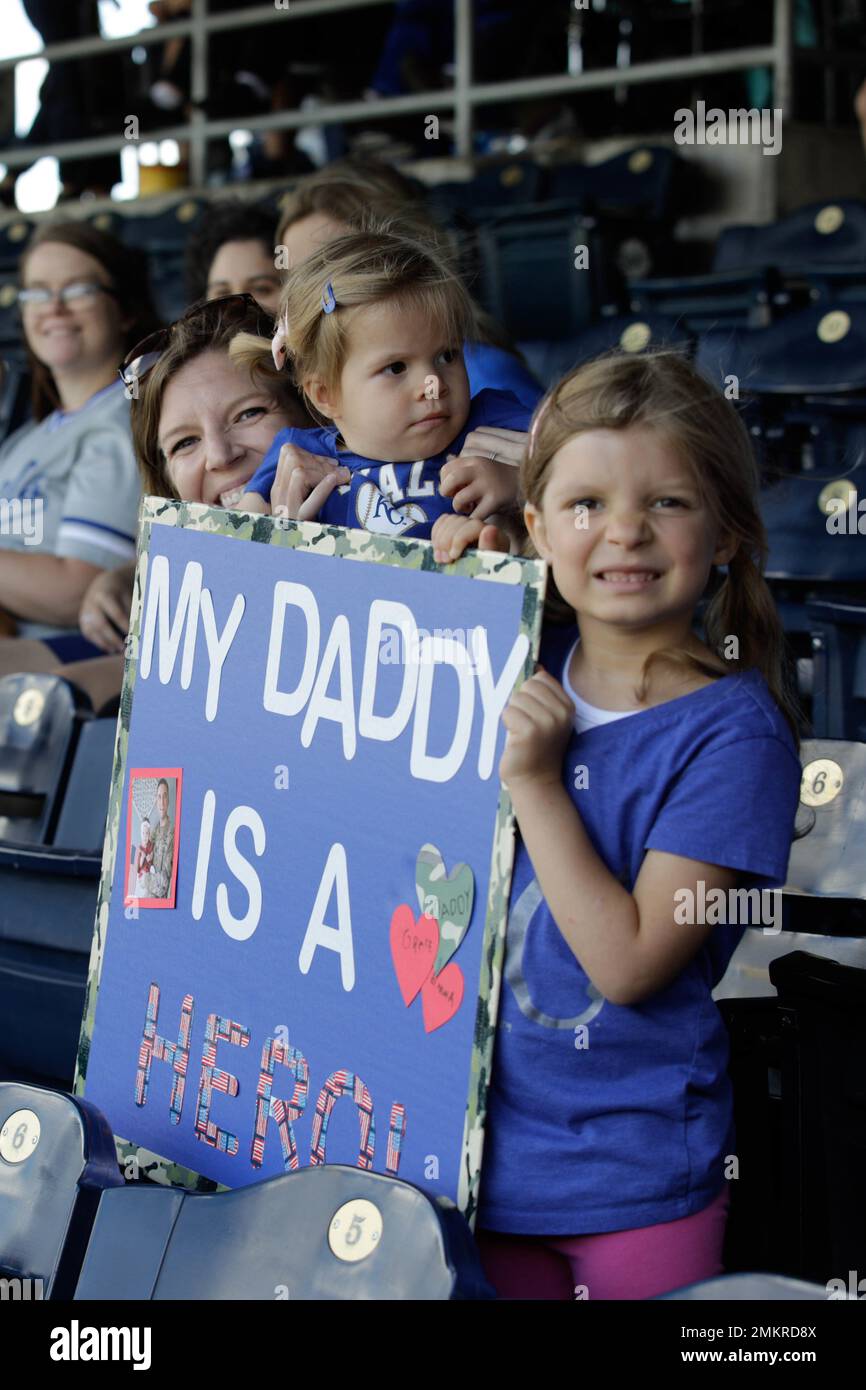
left=390, top=904, right=439, bottom=1006
left=421, top=961, right=465, bottom=1033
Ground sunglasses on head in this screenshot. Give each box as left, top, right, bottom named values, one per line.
left=117, top=293, right=275, bottom=395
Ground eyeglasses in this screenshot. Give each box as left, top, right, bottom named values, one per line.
left=118, top=293, right=275, bottom=396
left=18, top=281, right=118, bottom=309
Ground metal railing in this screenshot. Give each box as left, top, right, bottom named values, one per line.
left=0, top=0, right=798, bottom=196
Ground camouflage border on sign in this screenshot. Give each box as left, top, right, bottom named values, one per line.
left=74, top=498, right=546, bottom=1210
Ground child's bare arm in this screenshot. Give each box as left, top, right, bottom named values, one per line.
left=502, top=668, right=739, bottom=1006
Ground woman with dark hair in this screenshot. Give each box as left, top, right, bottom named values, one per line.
left=0, top=222, right=160, bottom=675
left=35, top=294, right=308, bottom=707
left=184, top=199, right=282, bottom=317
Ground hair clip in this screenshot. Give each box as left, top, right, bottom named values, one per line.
left=321, top=281, right=337, bottom=314
left=271, top=317, right=288, bottom=371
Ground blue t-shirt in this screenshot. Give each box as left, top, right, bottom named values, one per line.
left=477, top=623, right=802, bottom=1237
left=246, top=387, right=530, bottom=540
left=463, top=342, right=543, bottom=411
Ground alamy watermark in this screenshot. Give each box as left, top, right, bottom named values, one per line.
left=0, top=497, right=42, bottom=546
left=674, top=101, right=782, bottom=157
left=378, top=624, right=491, bottom=674
left=674, top=881, right=782, bottom=935
left=0, top=1276, right=44, bottom=1300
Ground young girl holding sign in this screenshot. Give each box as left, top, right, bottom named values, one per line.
left=437, top=351, right=802, bottom=1299
left=234, top=226, right=529, bottom=538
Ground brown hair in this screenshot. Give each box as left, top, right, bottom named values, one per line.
left=131, top=298, right=308, bottom=497
left=232, top=224, right=475, bottom=426
left=523, top=350, right=801, bottom=740
left=19, top=220, right=161, bottom=421
left=275, top=161, right=517, bottom=354
left=275, top=157, right=428, bottom=246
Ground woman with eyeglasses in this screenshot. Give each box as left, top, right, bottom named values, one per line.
left=38, top=294, right=309, bottom=707
left=0, top=222, right=160, bottom=677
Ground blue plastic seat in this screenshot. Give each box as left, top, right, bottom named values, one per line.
left=518, top=312, right=692, bottom=389
left=549, top=145, right=680, bottom=223
left=695, top=304, right=866, bottom=397
left=0, top=679, right=116, bottom=1085
left=75, top=1164, right=494, bottom=1300
left=714, top=199, right=866, bottom=275
left=0, top=219, right=33, bottom=274
left=0, top=1081, right=122, bottom=1298
left=475, top=207, right=622, bottom=341
left=0, top=674, right=93, bottom=847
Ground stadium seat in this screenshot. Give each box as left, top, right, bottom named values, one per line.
left=460, top=159, right=545, bottom=218
left=714, top=199, right=866, bottom=276
left=720, top=738, right=866, bottom=1280
left=0, top=351, right=30, bottom=448
left=629, top=267, right=786, bottom=332
left=695, top=304, right=866, bottom=397
left=75, top=1165, right=494, bottom=1300
left=768, top=950, right=866, bottom=1283
left=0, top=1081, right=123, bottom=1299
left=0, top=674, right=95, bottom=847
left=0, top=677, right=115, bottom=1086
left=474, top=207, right=622, bottom=341
left=0, top=219, right=33, bottom=274
left=116, top=198, right=206, bottom=320
left=629, top=199, right=866, bottom=334
left=548, top=145, right=680, bottom=223
left=116, top=197, right=206, bottom=253
left=518, top=312, right=692, bottom=388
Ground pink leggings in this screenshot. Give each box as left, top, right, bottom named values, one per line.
left=476, top=1185, right=730, bottom=1300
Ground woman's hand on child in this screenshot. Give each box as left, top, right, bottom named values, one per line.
left=431, top=514, right=511, bottom=564
left=461, top=426, right=527, bottom=469
left=78, top=562, right=135, bottom=653
left=439, top=426, right=526, bottom=518
left=500, top=667, right=574, bottom=791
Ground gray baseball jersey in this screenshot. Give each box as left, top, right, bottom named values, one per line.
left=0, top=379, right=141, bottom=639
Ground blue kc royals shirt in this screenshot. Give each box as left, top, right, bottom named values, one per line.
left=478, top=622, right=802, bottom=1236
left=245, top=388, right=530, bottom=539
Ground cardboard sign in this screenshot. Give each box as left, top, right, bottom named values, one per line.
left=75, top=499, right=545, bottom=1219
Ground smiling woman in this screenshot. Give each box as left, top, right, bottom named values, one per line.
left=62, top=295, right=310, bottom=672
left=0, top=221, right=160, bottom=676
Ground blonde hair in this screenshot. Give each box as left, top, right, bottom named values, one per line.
left=231, top=224, right=475, bottom=425
left=523, top=350, right=801, bottom=741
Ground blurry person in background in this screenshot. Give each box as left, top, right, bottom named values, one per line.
left=0, top=222, right=159, bottom=675
left=184, top=200, right=282, bottom=318
left=0, top=1, right=124, bottom=208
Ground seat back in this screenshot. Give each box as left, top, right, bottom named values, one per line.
left=714, top=200, right=866, bottom=274
left=518, top=313, right=692, bottom=389
left=0, top=675, right=91, bottom=846
left=0, top=1082, right=122, bottom=1299
left=75, top=1165, right=493, bottom=1301
left=769, top=950, right=866, bottom=1281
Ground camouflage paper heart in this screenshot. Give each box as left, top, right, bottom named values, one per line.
left=415, top=843, right=474, bottom=976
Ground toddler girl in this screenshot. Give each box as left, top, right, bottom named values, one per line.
left=135, top=817, right=154, bottom=898
left=440, top=351, right=803, bottom=1299
left=233, top=228, right=529, bottom=538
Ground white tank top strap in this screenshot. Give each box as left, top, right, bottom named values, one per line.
left=561, top=637, right=643, bottom=735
